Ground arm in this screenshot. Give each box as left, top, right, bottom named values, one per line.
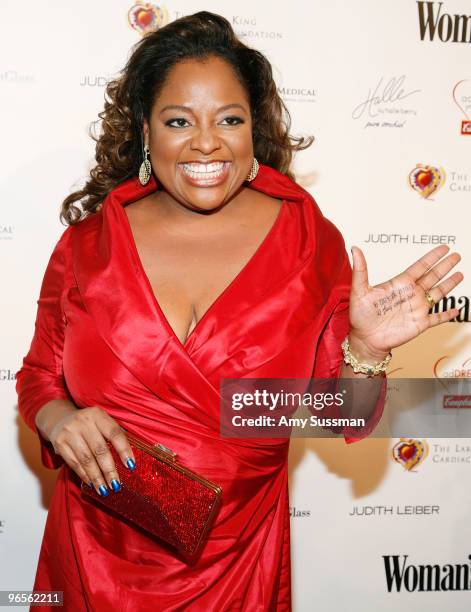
left=15, top=227, right=79, bottom=469
left=312, top=251, right=387, bottom=444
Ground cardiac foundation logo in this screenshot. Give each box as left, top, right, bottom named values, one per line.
left=128, top=2, right=169, bottom=35
left=408, top=164, right=446, bottom=199
left=392, top=438, right=429, bottom=471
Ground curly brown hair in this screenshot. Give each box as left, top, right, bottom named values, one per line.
left=60, top=10, right=314, bottom=225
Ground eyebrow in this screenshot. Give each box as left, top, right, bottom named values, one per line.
left=159, top=103, right=247, bottom=115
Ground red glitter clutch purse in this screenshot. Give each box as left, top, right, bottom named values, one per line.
left=80, top=428, right=222, bottom=562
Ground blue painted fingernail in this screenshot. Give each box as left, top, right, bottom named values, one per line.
left=126, top=457, right=136, bottom=470
left=111, top=479, right=121, bottom=492
left=98, top=484, right=109, bottom=497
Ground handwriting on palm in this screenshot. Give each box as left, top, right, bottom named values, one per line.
left=349, top=245, right=464, bottom=354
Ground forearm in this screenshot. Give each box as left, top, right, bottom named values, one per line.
left=35, top=399, right=78, bottom=441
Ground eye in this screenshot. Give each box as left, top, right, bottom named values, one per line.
left=220, top=116, right=244, bottom=126
left=165, top=118, right=190, bottom=128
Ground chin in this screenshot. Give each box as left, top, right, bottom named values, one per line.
left=178, top=183, right=236, bottom=211
left=184, top=193, right=231, bottom=212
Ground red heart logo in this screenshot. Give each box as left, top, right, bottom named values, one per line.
left=408, top=164, right=446, bottom=199
left=416, top=171, right=432, bottom=188
left=136, top=8, right=153, bottom=27
left=399, top=444, right=416, bottom=461
left=392, top=438, right=429, bottom=471
left=128, top=3, right=168, bottom=35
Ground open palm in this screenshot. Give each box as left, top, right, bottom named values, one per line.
left=349, top=245, right=464, bottom=355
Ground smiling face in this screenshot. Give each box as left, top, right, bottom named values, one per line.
left=142, top=55, right=254, bottom=212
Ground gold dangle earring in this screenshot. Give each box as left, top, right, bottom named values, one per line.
left=139, top=144, right=152, bottom=186
left=246, top=157, right=259, bottom=182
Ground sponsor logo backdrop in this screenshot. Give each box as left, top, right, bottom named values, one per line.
left=0, top=1, right=469, bottom=610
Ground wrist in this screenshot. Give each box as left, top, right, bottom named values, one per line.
left=347, top=334, right=391, bottom=364
left=35, top=400, right=78, bottom=441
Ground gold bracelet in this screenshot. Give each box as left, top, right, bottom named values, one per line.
left=341, top=335, right=392, bottom=377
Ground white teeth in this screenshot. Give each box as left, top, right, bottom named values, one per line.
left=181, top=161, right=228, bottom=180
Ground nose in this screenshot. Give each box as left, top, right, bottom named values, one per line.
left=189, top=125, right=222, bottom=154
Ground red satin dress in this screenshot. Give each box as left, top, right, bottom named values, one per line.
left=16, top=164, right=384, bottom=611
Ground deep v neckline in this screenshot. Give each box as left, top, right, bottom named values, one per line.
left=118, top=191, right=287, bottom=351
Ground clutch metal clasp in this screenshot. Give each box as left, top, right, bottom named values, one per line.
left=154, top=442, right=178, bottom=461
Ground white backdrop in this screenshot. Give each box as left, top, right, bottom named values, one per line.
left=1, top=1, right=470, bottom=610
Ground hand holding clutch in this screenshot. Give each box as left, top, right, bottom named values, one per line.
left=80, top=428, right=222, bottom=563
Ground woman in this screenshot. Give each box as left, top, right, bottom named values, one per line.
left=15, top=11, right=463, bottom=612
